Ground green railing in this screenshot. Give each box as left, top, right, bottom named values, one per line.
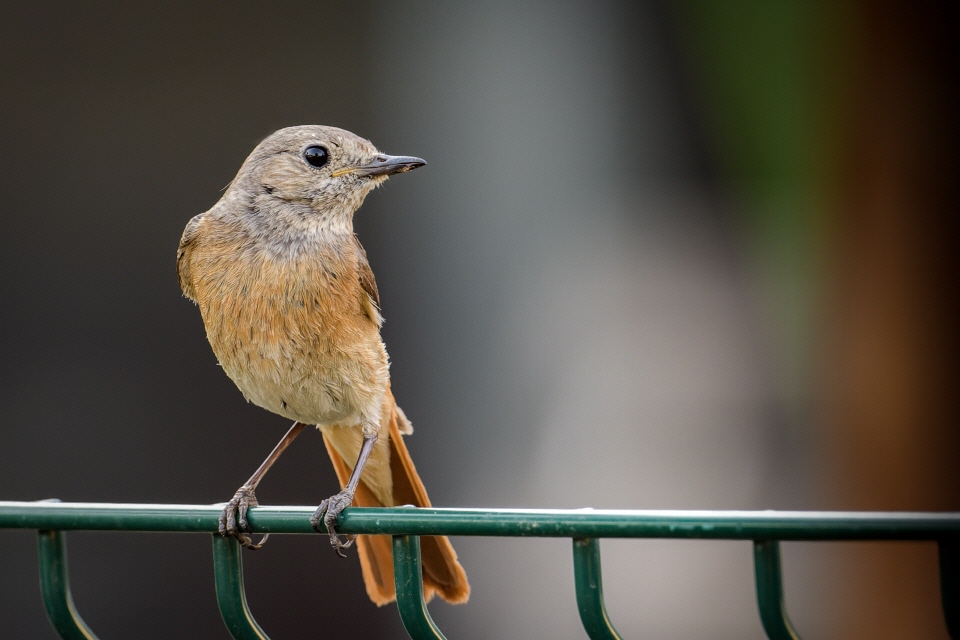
left=1, top=501, right=958, bottom=639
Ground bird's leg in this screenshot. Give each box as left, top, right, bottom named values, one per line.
left=219, top=421, right=307, bottom=550
left=312, top=431, right=378, bottom=556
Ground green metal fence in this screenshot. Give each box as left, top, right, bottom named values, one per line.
left=1, top=500, right=958, bottom=639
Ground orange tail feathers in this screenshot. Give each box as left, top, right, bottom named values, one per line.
left=321, top=391, right=470, bottom=606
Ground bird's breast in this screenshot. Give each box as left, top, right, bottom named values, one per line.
left=191, top=237, right=388, bottom=426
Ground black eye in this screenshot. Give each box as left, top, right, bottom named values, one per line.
left=303, top=145, right=329, bottom=168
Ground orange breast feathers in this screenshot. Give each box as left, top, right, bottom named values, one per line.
left=177, top=215, right=388, bottom=426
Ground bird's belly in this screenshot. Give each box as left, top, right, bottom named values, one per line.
left=227, top=347, right=387, bottom=426
left=200, top=283, right=388, bottom=427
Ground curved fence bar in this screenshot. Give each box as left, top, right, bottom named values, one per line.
left=3, top=502, right=959, bottom=540
left=211, top=535, right=271, bottom=640
left=392, top=535, right=447, bottom=640
left=753, top=540, right=801, bottom=640
left=36, top=530, right=99, bottom=640
left=2, top=502, right=958, bottom=639
left=572, top=538, right=623, bottom=640
left=942, top=540, right=959, bottom=639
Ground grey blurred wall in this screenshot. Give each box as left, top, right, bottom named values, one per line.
left=2, top=3, right=824, bottom=638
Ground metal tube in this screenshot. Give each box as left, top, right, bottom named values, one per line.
left=2, top=502, right=958, bottom=540
left=572, top=538, right=623, bottom=640
left=211, top=535, right=271, bottom=640
left=392, top=535, right=447, bottom=640
left=940, top=539, right=958, bottom=639
left=753, top=540, right=801, bottom=640
left=36, top=530, right=99, bottom=640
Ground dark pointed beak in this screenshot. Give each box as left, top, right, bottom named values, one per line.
left=354, top=154, right=427, bottom=178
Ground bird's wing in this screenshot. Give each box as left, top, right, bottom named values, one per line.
left=177, top=213, right=204, bottom=302
left=353, top=234, right=381, bottom=317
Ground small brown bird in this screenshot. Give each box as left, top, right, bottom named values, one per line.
left=176, top=125, right=469, bottom=605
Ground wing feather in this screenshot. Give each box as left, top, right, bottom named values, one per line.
left=354, top=235, right=382, bottom=325
left=353, top=234, right=380, bottom=307
left=176, top=213, right=205, bottom=302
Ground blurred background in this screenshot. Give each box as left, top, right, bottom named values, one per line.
left=1, top=2, right=957, bottom=638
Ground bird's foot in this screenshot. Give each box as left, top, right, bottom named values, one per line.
left=311, top=489, right=357, bottom=557
left=219, top=485, right=270, bottom=550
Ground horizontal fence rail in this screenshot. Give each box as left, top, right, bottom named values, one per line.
left=4, top=502, right=959, bottom=539
left=1, top=501, right=958, bottom=640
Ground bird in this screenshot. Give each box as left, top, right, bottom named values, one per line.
left=176, top=125, right=469, bottom=606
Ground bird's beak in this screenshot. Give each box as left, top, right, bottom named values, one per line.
left=352, top=154, right=427, bottom=178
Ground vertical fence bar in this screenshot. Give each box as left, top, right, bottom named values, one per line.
left=753, top=540, right=801, bottom=640
left=36, top=530, right=99, bottom=640
left=211, top=535, right=271, bottom=640
left=393, top=535, right=447, bottom=640
left=572, top=538, right=624, bottom=640
left=940, top=539, right=958, bottom=639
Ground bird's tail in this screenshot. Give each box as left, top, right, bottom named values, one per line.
left=320, top=389, right=470, bottom=606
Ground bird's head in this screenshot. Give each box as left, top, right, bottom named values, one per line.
left=226, top=125, right=425, bottom=234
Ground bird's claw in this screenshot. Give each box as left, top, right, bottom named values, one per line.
left=219, top=486, right=270, bottom=550
left=311, top=490, right=357, bottom=555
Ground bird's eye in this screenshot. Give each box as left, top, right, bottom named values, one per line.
left=303, top=145, right=329, bottom=168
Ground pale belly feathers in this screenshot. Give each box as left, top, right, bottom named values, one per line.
left=192, top=243, right=389, bottom=429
